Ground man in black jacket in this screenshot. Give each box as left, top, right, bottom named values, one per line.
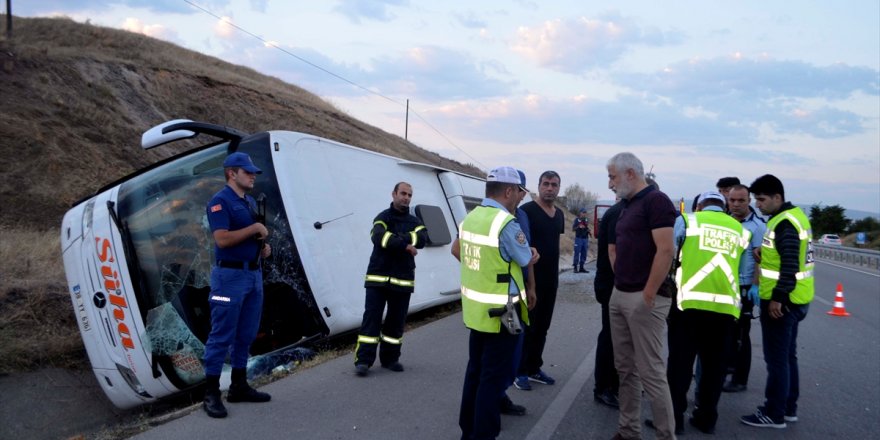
left=354, top=182, right=428, bottom=376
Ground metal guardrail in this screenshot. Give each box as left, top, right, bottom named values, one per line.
left=813, top=243, right=880, bottom=270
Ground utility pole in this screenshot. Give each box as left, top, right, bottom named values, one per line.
left=405, top=99, right=409, bottom=140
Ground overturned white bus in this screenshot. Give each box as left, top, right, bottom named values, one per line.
left=60, top=120, right=487, bottom=409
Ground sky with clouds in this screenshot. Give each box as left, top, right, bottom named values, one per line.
left=17, top=0, right=880, bottom=214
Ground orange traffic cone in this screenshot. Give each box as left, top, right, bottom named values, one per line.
left=827, top=283, right=850, bottom=317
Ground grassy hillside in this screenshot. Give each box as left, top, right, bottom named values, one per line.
left=0, top=15, right=482, bottom=373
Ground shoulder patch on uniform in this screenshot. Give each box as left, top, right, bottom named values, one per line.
left=210, top=204, right=222, bottom=213
left=516, top=231, right=527, bottom=245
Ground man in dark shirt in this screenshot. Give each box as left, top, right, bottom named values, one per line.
left=606, top=153, right=677, bottom=440
left=514, top=170, right=565, bottom=390
left=593, top=198, right=622, bottom=408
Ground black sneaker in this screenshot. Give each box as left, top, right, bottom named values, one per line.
left=757, top=405, right=797, bottom=422
left=355, top=363, right=370, bottom=376
left=500, top=396, right=527, bottom=416
left=382, top=361, right=405, bottom=372
left=203, top=390, right=228, bottom=418
left=593, top=390, right=619, bottom=408
left=227, top=384, right=271, bottom=403
left=741, top=410, right=786, bottom=429
left=689, top=416, right=715, bottom=434
left=722, top=381, right=747, bottom=392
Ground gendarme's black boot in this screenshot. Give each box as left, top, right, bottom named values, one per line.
left=227, top=368, right=271, bottom=403
left=203, top=375, right=227, bottom=418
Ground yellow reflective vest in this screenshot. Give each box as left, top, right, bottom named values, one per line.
left=459, top=206, right=528, bottom=333
left=759, top=206, right=815, bottom=304
left=675, top=211, right=750, bottom=318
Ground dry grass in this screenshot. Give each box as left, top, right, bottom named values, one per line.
left=0, top=15, right=482, bottom=231
left=0, top=226, right=86, bottom=373
left=0, top=15, right=486, bottom=375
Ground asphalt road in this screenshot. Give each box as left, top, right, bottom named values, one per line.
left=131, top=260, right=880, bottom=440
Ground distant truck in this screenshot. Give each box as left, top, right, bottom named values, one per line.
left=60, top=120, right=488, bottom=409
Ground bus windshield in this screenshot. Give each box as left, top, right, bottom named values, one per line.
left=116, top=144, right=228, bottom=387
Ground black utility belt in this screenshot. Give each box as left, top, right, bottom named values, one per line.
left=217, top=260, right=260, bottom=270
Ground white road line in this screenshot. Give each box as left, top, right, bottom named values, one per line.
left=526, top=344, right=599, bottom=440
left=815, top=260, right=880, bottom=277
left=812, top=295, right=832, bottom=307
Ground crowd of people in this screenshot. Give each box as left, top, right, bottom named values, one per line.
left=200, top=151, right=815, bottom=440
left=448, top=153, right=814, bottom=439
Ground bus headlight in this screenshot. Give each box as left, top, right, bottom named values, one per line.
left=116, top=363, right=152, bottom=398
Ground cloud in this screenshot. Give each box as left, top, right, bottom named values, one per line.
left=120, top=17, right=179, bottom=42
left=224, top=42, right=515, bottom=101
left=425, top=94, right=754, bottom=146
left=617, top=55, right=878, bottom=139
left=333, top=0, right=408, bottom=24
left=214, top=16, right=237, bottom=39
left=453, top=11, right=488, bottom=29
left=249, top=0, right=268, bottom=13
left=365, top=46, right=516, bottom=100
left=510, top=11, right=685, bottom=73
left=16, top=0, right=215, bottom=15
left=627, top=55, right=880, bottom=101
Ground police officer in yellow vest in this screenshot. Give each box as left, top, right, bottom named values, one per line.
left=667, top=190, right=750, bottom=435
left=741, top=174, right=814, bottom=429
left=456, top=166, right=535, bottom=440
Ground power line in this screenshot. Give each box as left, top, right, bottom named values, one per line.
left=183, top=0, right=485, bottom=169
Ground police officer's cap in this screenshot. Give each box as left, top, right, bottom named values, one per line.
left=223, top=152, right=262, bottom=174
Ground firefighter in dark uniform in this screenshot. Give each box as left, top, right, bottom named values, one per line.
left=203, top=152, right=272, bottom=419
left=354, top=182, right=427, bottom=376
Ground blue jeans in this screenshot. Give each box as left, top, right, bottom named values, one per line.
left=573, top=237, right=588, bottom=266
left=760, top=301, right=809, bottom=420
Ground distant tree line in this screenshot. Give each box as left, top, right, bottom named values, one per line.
left=809, top=204, right=880, bottom=239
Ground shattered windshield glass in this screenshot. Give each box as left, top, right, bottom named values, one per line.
left=117, top=144, right=227, bottom=386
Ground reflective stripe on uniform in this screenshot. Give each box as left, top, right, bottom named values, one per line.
left=381, top=231, right=393, bottom=248
left=766, top=213, right=810, bottom=241
left=460, top=229, right=499, bottom=247
left=461, top=286, right=523, bottom=305
left=458, top=211, right=509, bottom=248
left=761, top=268, right=814, bottom=280
left=411, top=225, right=426, bottom=246
left=680, top=290, right=739, bottom=306
left=380, top=334, right=402, bottom=345
left=358, top=335, right=379, bottom=344
left=365, top=274, right=415, bottom=287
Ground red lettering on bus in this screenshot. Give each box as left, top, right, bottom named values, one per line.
left=96, top=237, right=135, bottom=351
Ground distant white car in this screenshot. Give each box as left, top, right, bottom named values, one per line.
left=818, top=234, right=842, bottom=245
